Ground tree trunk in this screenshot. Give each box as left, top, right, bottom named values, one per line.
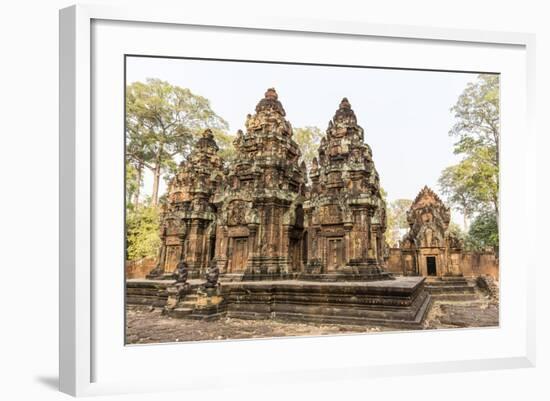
left=151, top=162, right=161, bottom=206
left=493, top=198, right=499, bottom=230
left=463, top=212, right=469, bottom=233
left=133, top=162, right=142, bottom=208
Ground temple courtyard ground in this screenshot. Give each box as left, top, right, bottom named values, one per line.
left=125, top=291, right=498, bottom=344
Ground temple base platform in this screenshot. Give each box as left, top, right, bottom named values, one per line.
left=127, top=276, right=432, bottom=329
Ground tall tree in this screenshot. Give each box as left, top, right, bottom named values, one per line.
left=440, top=74, right=499, bottom=235
left=126, top=79, right=229, bottom=205
left=450, top=74, right=499, bottom=167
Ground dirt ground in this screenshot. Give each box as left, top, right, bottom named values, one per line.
left=126, top=295, right=498, bottom=345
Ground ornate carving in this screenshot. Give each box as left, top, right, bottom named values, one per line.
left=402, top=186, right=450, bottom=250
left=204, top=258, right=220, bottom=288
left=227, top=200, right=248, bottom=226
left=175, top=260, right=189, bottom=284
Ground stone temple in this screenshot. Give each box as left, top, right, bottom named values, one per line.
left=148, top=128, right=224, bottom=279
left=303, top=98, right=388, bottom=280
left=213, top=88, right=306, bottom=279
left=399, top=186, right=463, bottom=277
left=127, top=88, right=496, bottom=328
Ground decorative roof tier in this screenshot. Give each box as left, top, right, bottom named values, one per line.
left=401, top=186, right=453, bottom=249
left=309, top=98, right=381, bottom=202
left=165, top=128, right=224, bottom=210
left=223, top=88, right=306, bottom=197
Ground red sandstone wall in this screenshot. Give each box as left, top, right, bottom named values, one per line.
left=126, top=257, right=156, bottom=279
left=460, top=252, right=499, bottom=280
left=385, top=249, right=404, bottom=274
left=385, top=248, right=499, bottom=280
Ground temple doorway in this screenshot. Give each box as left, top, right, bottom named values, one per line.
left=231, top=237, right=248, bottom=272
left=327, top=238, right=344, bottom=271
left=290, top=238, right=301, bottom=271
left=426, top=256, right=437, bottom=276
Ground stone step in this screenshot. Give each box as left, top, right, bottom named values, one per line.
left=425, top=282, right=470, bottom=288
left=431, top=293, right=479, bottom=301
left=426, top=285, right=475, bottom=294
left=220, top=273, right=245, bottom=282
left=167, top=307, right=194, bottom=318
left=177, top=301, right=197, bottom=308
left=426, top=277, right=468, bottom=282
left=431, top=276, right=467, bottom=280
left=426, top=279, right=469, bottom=286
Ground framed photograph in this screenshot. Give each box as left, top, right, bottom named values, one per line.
left=59, top=4, right=536, bottom=397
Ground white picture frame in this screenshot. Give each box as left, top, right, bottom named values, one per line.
left=59, top=4, right=536, bottom=397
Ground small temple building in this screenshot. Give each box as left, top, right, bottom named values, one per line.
left=397, top=186, right=463, bottom=277
left=384, top=186, right=500, bottom=279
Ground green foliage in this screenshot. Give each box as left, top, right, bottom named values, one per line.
left=448, top=222, right=466, bottom=242
left=439, top=150, right=498, bottom=226
left=444, top=74, right=499, bottom=214
left=126, top=78, right=229, bottom=204
left=212, top=129, right=236, bottom=165
left=126, top=204, right=161, bottom=261
left=294, top=126, right=323, bottom=171
left=465, top=210, right=499, bottom=252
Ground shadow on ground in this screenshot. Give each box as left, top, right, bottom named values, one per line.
left=35, top=376, right=58, bottom=391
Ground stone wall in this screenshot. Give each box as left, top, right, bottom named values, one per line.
left=385, top=249, right=404, bottom=275
left=385, top=248, right=499, bottom=280
left=461, top=252, right=499, bottom=279
left=126, top=258, right=156, bottom=279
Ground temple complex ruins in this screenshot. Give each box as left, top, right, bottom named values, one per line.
left=126, top=88, right=498, bottom=330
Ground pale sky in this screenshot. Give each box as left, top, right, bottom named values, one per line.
left=126, top=56, right=482, bottom=228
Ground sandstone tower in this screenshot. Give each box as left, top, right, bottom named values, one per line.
left=148, top=129, right=224, bottom=279
left=303, top=98, right=390, bottom=279
left=213, top=88, right=307, bottom=278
